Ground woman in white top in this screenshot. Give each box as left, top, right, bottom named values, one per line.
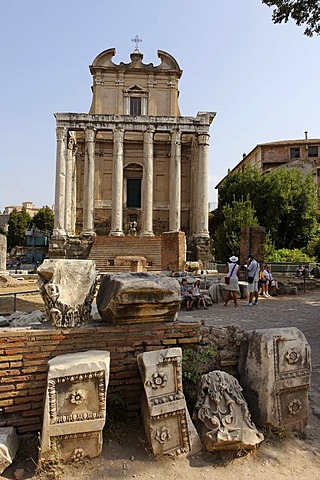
left=192, top=280, right=208, bottom=309
left=224, top=255, right=240, bottom=307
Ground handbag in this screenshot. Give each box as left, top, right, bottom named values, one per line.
left=225, top=263, right=237, bottom=285
left=247, top=276, right=254, bottom=284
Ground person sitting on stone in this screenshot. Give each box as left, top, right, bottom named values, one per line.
left=180, top=278, right=193, bottom=311
left=295, top=265, right=304, bottom=277
left=191, top=279, right=208, bottom=309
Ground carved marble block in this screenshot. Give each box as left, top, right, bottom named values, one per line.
left=238, top=327, right=311, bottom=431
left=97, top=273, right=180, bottom=324
left=137, top=347, right=200, bottom=457
left=193, top=370, right=264, bottom=451
left=0, top=234, right=6, bottom=272
left=40, top=350, right=110, bottom=465
left=38, top=259, right=97, bottom=327
left=0, top=427, right=19, bottom=474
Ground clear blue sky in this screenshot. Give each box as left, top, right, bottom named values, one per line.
left=1, top=0, right=319, bottom=212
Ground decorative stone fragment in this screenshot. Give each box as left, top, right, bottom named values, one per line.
left=0, top=427, right=19, bottom=474
left=0, top=234, right=6, bottom=272
left=137, top=347, right=201, bottom=457
left=97, top=273, right=180, bottom=324
left=238, top=327, right=311, bottom=431
left=39, top=350, right=110, bottom=466
left=38, top=259, right=97, bottom=327
left=193, top=370, right=264, bottom=451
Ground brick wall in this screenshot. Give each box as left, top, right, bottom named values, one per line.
left=0, top=321, right=244, bottom=434
left=161, top=231, right=186, bottom=271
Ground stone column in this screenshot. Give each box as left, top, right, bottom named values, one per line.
left=141, top=127, right=154, bottom=236
left=110, top=128, right=124, bottom=236
left=195, top=132, right=210, bottom=238
left=169, top=129, right=181, bottom=232
left=81, top=127, right=96, bottom=236
left=53, top=126, right=67, bottom=238
left=65, top=131, right=77, bottom=236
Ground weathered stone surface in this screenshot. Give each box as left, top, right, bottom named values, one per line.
left=238, top=327, right=311, bottom=431
left=38, top=259, right=97, bottom=327
left=0, top=427, right=19, bottom=474
left=40, top=350, right=110, bottom=466
left=0, top=234, right=6, bottom=272
left=10, top=310, right=46, bottom=327
left=194, top=370, right=264, bottom=451
left=97, top=273, right=180, bottom=324
left=137, top=347, right=201, bottom=456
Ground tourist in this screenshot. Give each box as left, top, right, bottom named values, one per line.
left=224, top=255, right=240, bottom=308
left=15, top=257, right=22, bottom=273
left=295, top=265, right=304, bottom=277
left=245, top=254, right=259, bottom=306
left=180, top=278, right=193, bottom=311
left=192, top=279, right=208, bottom=309
left=259, top=264, right=268, bottom=297
left=263, top=264, right=278, bottom=296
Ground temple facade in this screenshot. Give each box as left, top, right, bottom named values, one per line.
left=52, top=47, right=215, bottom=261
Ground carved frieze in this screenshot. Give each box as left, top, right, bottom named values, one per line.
left=238, top=327, right=311, bottom=431
left=193, top=370, right=264, bottom=451
left=38, top=259, right=97, bottom=327
left=40, top=351, right=110, bottom=466
left=138, top=347, right=200, bottom=457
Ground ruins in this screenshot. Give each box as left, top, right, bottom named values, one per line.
left=38, top=259, right=97, bottom=327
left=40, top=350, right=110, bottom=465
left=194, top=370, right=264, bottom=451
left=238, top=327, right=311, bottom=431
left=50, top=46, right=216, bottom=266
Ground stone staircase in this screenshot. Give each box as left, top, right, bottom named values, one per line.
left=88, top=236, right=162, bottom=273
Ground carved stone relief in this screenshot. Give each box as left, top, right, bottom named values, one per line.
left=38, top=259, right=97, bottom=327
left=193, top=370, right=264, bottom=451
left=238, top=327, right=311, bottom=431
left=137, top=347, right=201, bottom=457
left=40, top=350, right=110, bottom=466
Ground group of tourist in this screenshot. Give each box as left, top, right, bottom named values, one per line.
left=180, top=278, right=208, bottom=311
left=224, top=254, right=278, bottom=307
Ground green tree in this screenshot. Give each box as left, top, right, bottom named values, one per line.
left=216, top=166, right=318, bottom=251
left=31, top=206, right=54, bottom=234
left=213, top=198, right=259, bottom=262
left=262, top=0, right=320, bottom=36
left=7, top=208, right=31, bottom=250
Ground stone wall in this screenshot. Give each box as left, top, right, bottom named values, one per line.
left=161, top=231, right=186, bottom=271
left=0, top=322, right=243, bottom=434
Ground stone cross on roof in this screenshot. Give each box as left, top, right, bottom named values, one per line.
left=131, top=34, right=143, bottom=51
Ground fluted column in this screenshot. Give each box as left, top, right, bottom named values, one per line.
left=196, top=132, right=210, bottom=237
left=52, top=126, right=67, bottom=238
left=169, top=129, right=181, bottom=231
left=141, top=127, right=154, bottom=236
left=110, top=128, right=124, bottom=236
left=81, top=127, right=96, bottom=236
left=65, top=131, right=77, bottom=236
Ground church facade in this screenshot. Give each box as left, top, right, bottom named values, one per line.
left=52, top=46, right=215, bottom=261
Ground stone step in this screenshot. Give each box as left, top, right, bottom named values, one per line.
left=88, top=236, right=162, bottom=272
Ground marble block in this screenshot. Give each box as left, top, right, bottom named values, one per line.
left=97, top=273, right=180, bottom=324
left=238, top=327, right=311, bottom=431
left=39, top=350, right=110, bottom=466
left=193, top=370, right=264, bottom=451
left=137, top=347, right=201, bottom=456
left=0, top=427, right=19, bottom=474
left=38, top=259, right=97, bottom=327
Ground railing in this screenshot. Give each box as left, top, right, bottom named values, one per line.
left=0, top=290, right=39, bottom=314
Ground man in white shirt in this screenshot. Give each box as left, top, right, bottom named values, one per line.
left=246, top=254, right=259, bottom=306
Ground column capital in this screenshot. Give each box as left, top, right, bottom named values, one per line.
left=67, top=131, right=77, bottom=152
left=56, top=126, right=67, bottom=141
left=85, top=127, right=96, bottom=142
left=197, top=131, right=210, bottom=145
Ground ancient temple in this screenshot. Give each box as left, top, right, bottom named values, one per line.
left=51, top=45, right=215, bottom=264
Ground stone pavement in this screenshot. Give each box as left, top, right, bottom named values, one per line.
left=178, top=290, right=320, bottom=417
